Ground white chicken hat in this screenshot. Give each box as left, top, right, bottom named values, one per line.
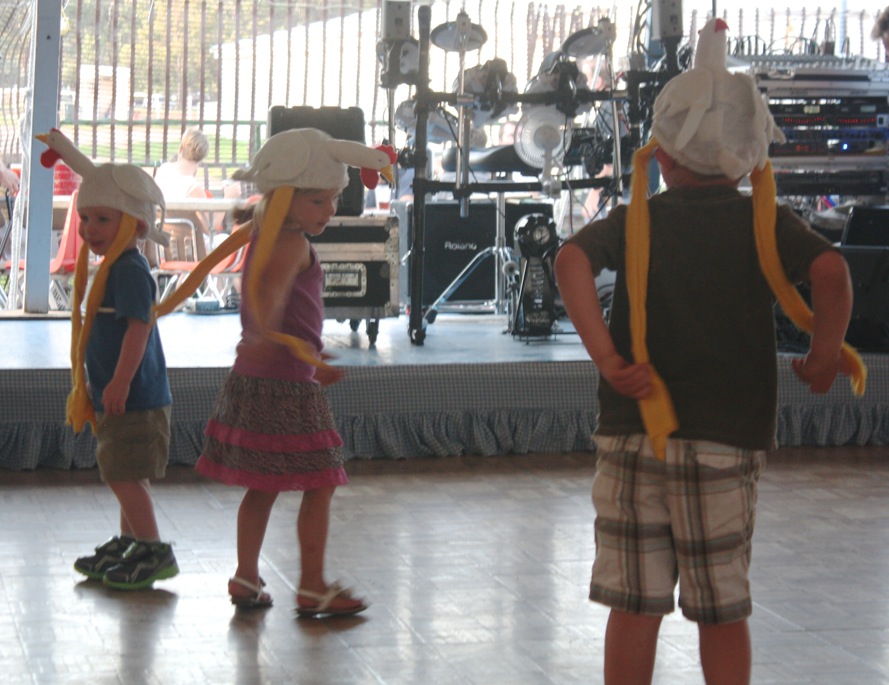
left=231, top=127, right=394, bottom=193
left=651, top=18, right=785, bottom=178
left=35, top=128, right=167, bottom=244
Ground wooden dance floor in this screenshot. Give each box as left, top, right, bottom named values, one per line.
left=1, top=447, right=889, bottom=684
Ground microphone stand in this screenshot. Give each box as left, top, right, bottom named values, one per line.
left=452, top=10, right=473, bottom=219
left=408, top=4, right=432, bottom=344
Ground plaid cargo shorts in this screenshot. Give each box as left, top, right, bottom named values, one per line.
left=589, top=433, right=765, bottom=625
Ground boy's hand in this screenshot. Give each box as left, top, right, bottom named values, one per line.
left=102, top=377, right=131, bottom=416
left=0, top=165, right=19, bottom=194
left=598, top=355, right=652, bottom=400
left=791, top=351, right=844, bottom=394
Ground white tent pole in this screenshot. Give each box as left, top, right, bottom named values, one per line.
left=22, top=0, right=61, bottom=313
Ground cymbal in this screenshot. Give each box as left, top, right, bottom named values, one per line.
left=561, top=26, right=611, bottom=58
left=431, top=20, right=487, bottom=52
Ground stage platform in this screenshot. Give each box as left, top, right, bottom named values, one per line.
left=1, top=311, right=887, bottom=470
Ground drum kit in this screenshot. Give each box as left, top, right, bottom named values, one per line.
left=377, top=4, right=620, bottom=343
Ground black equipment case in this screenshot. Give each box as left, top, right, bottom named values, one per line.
left=267, top=105, right=367, bottom=216
left=309, top=214, right=400, bottom=327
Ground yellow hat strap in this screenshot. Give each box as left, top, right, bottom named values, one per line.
left=750, top=162, right=867, bottom=396
left=625, top=138, right=680, bottom=459
left=246, top=186, right=329, bottom=368
left=152, top=225, right=252, bottom=318
left=245, top=185, right=292, bottom=321
left=67, top=213, right=139, bottom=434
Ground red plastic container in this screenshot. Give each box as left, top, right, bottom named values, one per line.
left=53, top=163, right=81, bottom=195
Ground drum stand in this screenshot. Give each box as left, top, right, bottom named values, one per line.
left=404, top=5, right=615, bottom=344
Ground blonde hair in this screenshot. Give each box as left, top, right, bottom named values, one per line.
left=178, top=127, right=209, bottom=163
left=233, top=187, right=326, bottom=228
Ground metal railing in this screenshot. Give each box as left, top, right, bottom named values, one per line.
left=0, top=0, right=609, bottom=192
left=0, top=2, right=883, bottom=184
left=0, top=0, right=885, bottom=312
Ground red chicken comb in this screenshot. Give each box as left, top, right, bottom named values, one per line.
left=360, top=144, right=398, bottom=190
left=39, top=148, right=61, bottom=169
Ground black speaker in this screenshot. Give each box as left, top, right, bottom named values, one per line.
left=842, top=246, right=889, bottom=351
left=409, top=201, right=497, bottom=305
left=267, top=105, right=366, bottom=216
left=841, top=205, right=889, bottom=247
left=405, top=200, right=556, bottom=306
left=776, top=246, right=889, bottom=353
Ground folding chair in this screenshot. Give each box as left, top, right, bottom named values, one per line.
left=152, top=216, right=204, bottom=303
left=2, top=190, right=83, bottom=310
left=48, top=191, right=84, bottom=308
left=207, top=240, right=248, bottom=309
left=0, top=192, right=12, bottom=307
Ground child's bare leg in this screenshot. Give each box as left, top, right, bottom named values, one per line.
left=232, top=489, right=278, bottom=587
left=699, top=619, right=751, bottom=685
left=119, top=510, right=132, bottom=538
left=107, top=479, right=159, bottom=540
left=297, top=486, right=334, bottom=591
left=604, top=609, right=662, bottom=685
left=296, top=486, right=362, bottom=611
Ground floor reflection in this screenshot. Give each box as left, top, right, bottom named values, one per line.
left=3, top=448, right=889, bottom=684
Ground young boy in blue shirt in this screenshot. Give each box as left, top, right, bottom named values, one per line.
left=38, top=130, right=179, bottom=591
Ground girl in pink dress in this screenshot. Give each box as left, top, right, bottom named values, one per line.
left=194, top=128, right=393, bottom=616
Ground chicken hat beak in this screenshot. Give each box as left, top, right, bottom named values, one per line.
left=380, top=163, right=395, bottom=186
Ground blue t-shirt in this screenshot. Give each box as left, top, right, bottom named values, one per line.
left=85, top=249, right=172, bottom=413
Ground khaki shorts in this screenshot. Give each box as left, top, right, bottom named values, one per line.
left=95, top=406, right=171, bottom=482
left=589, top=434, right=765, bottom=625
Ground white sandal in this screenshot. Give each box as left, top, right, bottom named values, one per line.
left=229, top=576, right=273, bottom=609
left=296, top=582, right=367, bottom=618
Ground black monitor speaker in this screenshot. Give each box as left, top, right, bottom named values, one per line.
left=267, top=105, right=366, bottom=216
left=776, top=245, right=889, bottom=353
left=841, top=205, right=889, bottom=247
left=841, top=246, right=889, bottom=351
left=409, top=201, right=498, bottom=305
left=405, top=200, right=554, bottom=306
